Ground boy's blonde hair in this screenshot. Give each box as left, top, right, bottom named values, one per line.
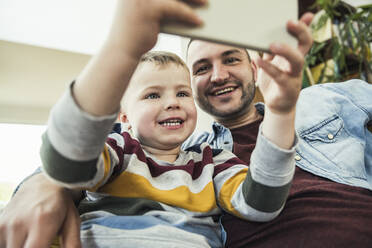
left=120, top=51, right=190, bottom=112
left=140, top=51, right=189, bottom=72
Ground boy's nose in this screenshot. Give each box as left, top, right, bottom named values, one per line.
left=211, top=63, right=229, bottom=84
left=164, top=97, right=180, bottom=110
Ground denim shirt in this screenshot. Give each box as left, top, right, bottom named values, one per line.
left=183, top=79, right=372, bottom=190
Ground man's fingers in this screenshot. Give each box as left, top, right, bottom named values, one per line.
left=60, top=203, right=82, bottom=248
left=181, top=0, right=207, bottom=5
left=287, top=19, right=313, bottom=55
left=257, top=57, right=286, bottom=85
left=24, top=228, right=57, bottom=248
left=270, top=43, right=304, bottom=76
left=262, top=53, right=274, bottom=62
left=300, top=12, right=315, bottom=26
left=23, top=211, right=62, bottom=248
left=4, top=226, right=27, bottom=248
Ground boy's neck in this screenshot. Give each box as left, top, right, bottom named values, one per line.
left=141, top=145, right=181, bottom=163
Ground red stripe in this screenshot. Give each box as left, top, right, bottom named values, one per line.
left=109, top=132, right=218, bottom=180
left=213, top=157, right=248, bottom=177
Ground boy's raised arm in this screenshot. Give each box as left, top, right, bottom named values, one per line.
left=73, top=0, right=203, bottom=116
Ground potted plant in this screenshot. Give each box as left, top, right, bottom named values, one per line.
left=302, top=0, right=372, bottom=88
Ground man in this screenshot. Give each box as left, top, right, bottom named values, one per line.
left=185, top=39, right=372, bottom=247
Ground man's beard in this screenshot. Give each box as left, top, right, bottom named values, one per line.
left=196, top=80, right=256, bottom=119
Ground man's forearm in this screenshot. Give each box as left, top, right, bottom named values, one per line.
left=14, top=171, right=83, bottom=204
left=261, top=108, right=296, bottom=149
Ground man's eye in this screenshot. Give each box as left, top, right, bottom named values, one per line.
left=145, top=93, right=160, bottom=99
left=194, top=65, right=210, bottom=75
left=177, top=91, right=189, bottom=97
left=225, top=57, right=239, bottom=64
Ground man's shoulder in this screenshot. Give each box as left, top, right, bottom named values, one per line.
left=182, top=129, right=214, bottom=150
left=184, top=142, right=223, bottom=157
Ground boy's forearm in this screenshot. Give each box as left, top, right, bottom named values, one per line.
left=41, top=87, right=117, bottom=189
left=261, top=107, right=296, bottom=149
left=73, top=43, right=140, bottom=116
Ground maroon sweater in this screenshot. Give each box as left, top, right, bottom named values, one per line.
left=223, top=120, right=372, bottom=248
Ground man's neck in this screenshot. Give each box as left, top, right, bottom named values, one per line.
left=216, top=107, right=262, bottom=130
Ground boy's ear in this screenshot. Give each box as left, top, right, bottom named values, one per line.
left=119, top=112, right=129, bottom=123
left=119, top=112, right=132, bottom=130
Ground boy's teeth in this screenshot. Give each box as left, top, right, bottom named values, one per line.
left=160, top=119, right=183, bottom=126
left=214, top=87, right=234, bottom=96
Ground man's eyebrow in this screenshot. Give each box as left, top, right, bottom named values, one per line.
left=192, top=49, right=244, bottom=68
left=221, top=49, right=243, bottom=57
left=192, top=58, right=209, bottom=69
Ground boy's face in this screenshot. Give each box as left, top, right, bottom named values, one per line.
left=187, top=40, right=256, bottom=121
left=123, top=62, right=197, bottom=150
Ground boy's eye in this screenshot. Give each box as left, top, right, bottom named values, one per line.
left=145, top=93, right=160, bottom=99
left=177, top=91, right=189, bottom=97
left=194, top=65, right=210, bottom=75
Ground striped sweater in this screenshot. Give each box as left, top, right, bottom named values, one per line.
left=40, top=85, right=296, bottom=247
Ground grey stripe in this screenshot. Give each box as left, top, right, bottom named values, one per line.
left=78, top=196, right=164, bottom=216
left=242, top=169, right=291, bottom=213
left=40, top=132, right=99, bottom=183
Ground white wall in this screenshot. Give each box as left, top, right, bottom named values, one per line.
left=0, top=0, right=213, bottom=191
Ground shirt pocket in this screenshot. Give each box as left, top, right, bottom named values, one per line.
left=299, top=115, right=366, bottom=179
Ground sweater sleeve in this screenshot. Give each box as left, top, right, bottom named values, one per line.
left=40, top=82, right=119, bottom=190
left=213, top=124, right=297, bottom=222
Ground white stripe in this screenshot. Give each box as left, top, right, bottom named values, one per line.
left=124, top=153, right=215, bottom=194
left=213, top=164, right=247, bottom=197
left=250, top=161, right=295, bottom=187
left=108, top=132, right=125, bottom=148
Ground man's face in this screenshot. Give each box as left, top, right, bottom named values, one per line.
left=187, top=40, right=256, bottom=121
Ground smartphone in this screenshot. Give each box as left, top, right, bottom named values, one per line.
left=161, top=0, right=298, bottom=52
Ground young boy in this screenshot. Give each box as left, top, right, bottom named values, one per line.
left=39, top=1, right=297, bottom=247
left=41, top=50, right=296, bottom=248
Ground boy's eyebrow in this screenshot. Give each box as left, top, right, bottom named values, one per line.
left=142, top=83, right=191, bottom=92
left=192, top=49, right=243, bottom=69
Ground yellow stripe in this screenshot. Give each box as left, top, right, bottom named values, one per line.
left=88, top=145, right=111, bottom=192
left=218, top=168, right=248, bottom=217
left=98, top=171, right=217, bottom=212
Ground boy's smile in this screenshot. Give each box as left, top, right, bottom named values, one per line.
left=158, top=117, right=185, bottom=129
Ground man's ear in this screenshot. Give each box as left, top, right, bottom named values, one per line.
left=246, top=49, right=259, bottom=82
left=251, top=60, right=258, bottom=82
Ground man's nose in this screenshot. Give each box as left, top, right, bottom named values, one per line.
left=211, top=63, right=229, bottom=84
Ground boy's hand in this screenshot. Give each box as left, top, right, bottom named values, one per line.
left=108, top=0, right=205, bottom=60
left=0, top=173, right=81, bottom=248
left=256, top=13, right=313, bottom=115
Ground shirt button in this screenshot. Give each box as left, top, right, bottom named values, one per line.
left=294, top=155, right=301, bottom=161
left=327, top=134, right=334, bottom=140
